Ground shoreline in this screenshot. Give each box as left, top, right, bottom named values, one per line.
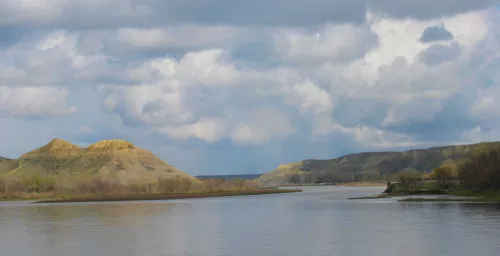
left=32, top=188, right=302, bottom=204
left=349, top=190, right=500, bottom=203
left=336, top=181, right=387, bottom=187
left=269, top=181, right=387, bottom=187
left=397, top=197, right=500, bottom=203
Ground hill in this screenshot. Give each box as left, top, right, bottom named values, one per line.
left=2, top=138, right=194, bottom=185
left=256, top=141, right=500, bottom=185
left=0, top=157, right=18, bottom=173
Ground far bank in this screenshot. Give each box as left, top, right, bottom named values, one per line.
left=33, top=188, right=302, bottom=204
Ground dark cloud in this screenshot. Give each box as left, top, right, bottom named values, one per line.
left=369, top=0, right=498, bottom=20
left=419, top=44, right=461, bottom=66
left=0, top=0, right=367, bottom=30
left=418, top=42, right=461, bottom=65
left=333, top=97, right=390, bottom=128
left=420, top=25, right=454, bottom=43
left=0, top=0, right=498, bottom=36
left=164, top=0, right=367, bottom=26
left=384, top=93, right=477, bottom=142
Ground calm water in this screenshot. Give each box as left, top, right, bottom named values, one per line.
left=2, top=186, right=500, bottom=256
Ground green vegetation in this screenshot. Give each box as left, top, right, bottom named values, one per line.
left=352, top=143, right=500, bottom=202
left=256, top=141, right=500, bottom=185
left=0, top=173, right=266, bottom=201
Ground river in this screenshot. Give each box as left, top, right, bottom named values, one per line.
left=1, top=186, right=500, bottom=256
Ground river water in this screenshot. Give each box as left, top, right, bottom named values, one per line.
left=1, top=186, right=500, bottom=256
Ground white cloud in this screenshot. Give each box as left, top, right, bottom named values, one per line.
left=365, top=12, right=488, bottom=69
left=103, top=84, right=191, bottom=126
left=115, top=25, right=246, bottom=50
left=471, top=86, right=500, bottom=120
left=126, top=49, right=241, bottom=86
left=99, top=9, right=500, bottom=149
left=274, top=23, right=378, bottom=64
left=229, top=107, right=295, bottom=144
left=283, top=81, right=334, bottom=115
left=156, top=117, right=227, bottom=143
left=153, top=107, right=296, bottom=145
left=330, top=122, right=424, bottom=149
left=0, top=30, right=110, bottom=87
left=0, top=86, right=75, bottom=117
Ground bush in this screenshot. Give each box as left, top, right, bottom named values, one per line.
left=432, top=162, right=455, bottom=189
left=384, top=181, right=396, bottom=193
left=458, top=144, right=500, bottom=192
left=397, top=169, right=422, bottom=194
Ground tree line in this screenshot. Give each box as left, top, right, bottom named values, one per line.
left=386, top=143, right=500, bottom=194
left=285, top=142, right=500, bottom=193
left=0, top=174, right=257, bottom=198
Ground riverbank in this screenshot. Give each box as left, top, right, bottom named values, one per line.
left=399, top=191, right=500, bottom=202
left=269, top=181, right=386, bottom=187
left=337, top=181, right=387, bottom=187
left=32, top=188, right=303, bottom=203
left=348, top=188, right=500, bottom=203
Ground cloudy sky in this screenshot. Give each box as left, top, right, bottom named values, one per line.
left=1, top=1, right=500, bottom=175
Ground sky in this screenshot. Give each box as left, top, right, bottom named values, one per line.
left=1, top=1, right=500, bottom=175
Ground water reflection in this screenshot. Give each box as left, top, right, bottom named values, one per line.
left=1, top=187, right=500, bottom=256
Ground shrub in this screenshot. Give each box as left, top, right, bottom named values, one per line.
left=397, top=169, right=422, bottom=194
left=457, top=144, right=500, bottom=192
left=432, top=163, right=455, bottom=189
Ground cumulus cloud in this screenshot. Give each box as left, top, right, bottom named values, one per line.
left=417, top=42, right=462, bottom=65
left=229, top=107, right=295, bottom=144
left=101, top=48, right=296, bottom=144
left=282, top=81, right=334, bottom=115
left=124, top=49, right=242, bottom=86
left=273, top=24, right=378, bottom=64
left=0, top=86, right=75, bottom=117
left=156, top=117, right=227, bottom=143
left=0, top=1, right=500, bottom=175
left=114, top=25, right=247, bottom=50
left=152, top=107, right=295, bottom=144
left=330, top=123, right=425, bottom=149
left=102, top=84, right=191, bottom=127
left=0, top=30, right=112, bottom=87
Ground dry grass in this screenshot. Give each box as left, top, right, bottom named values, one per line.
left=3, top=138, right=195, bottom=184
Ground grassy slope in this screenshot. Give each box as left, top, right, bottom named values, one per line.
left=1, top=138, right=195, bottom=184
left=0, top=157, right=18, bottom=173
left=257, top=141, right=500, bottom=185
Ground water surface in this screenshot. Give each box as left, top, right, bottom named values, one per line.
left=2, top=186, right=500, bottom=256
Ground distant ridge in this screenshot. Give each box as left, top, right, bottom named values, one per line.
left=197, top=174, right=262, bottom=180
left=256, top=141, right=500, bottom=185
